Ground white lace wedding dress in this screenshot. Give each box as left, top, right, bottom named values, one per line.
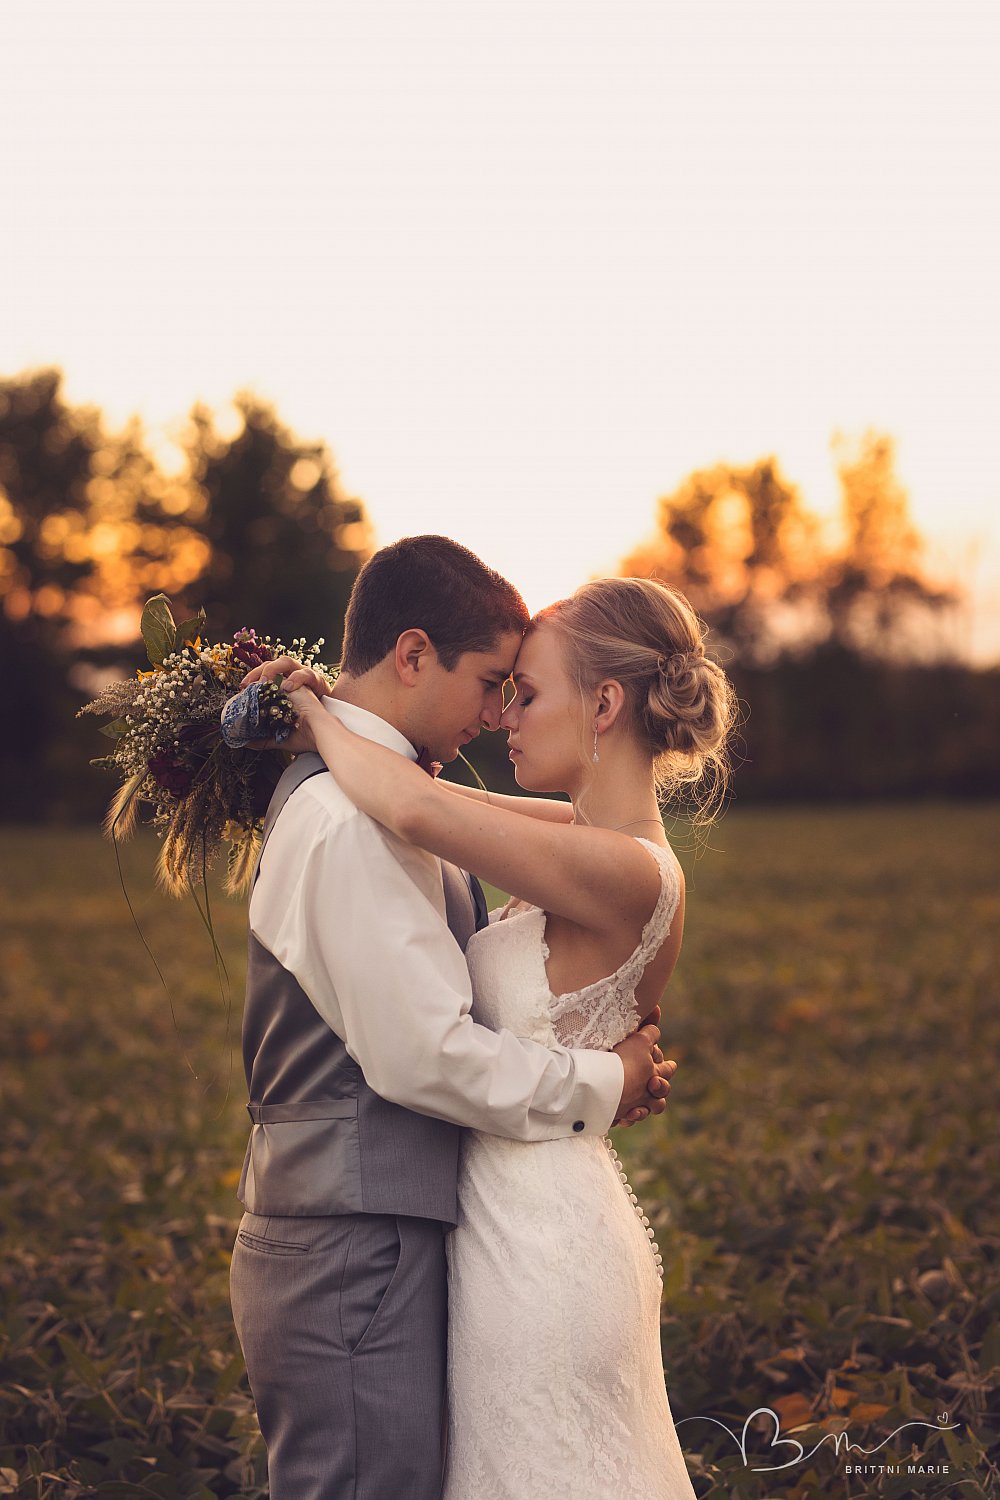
left=443, top=838, right=697, bottom=1498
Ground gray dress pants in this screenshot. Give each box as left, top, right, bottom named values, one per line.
left=230, top=1210, right=448, bottom=1500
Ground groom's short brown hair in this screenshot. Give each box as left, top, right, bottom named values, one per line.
left=340, top=535, right=529, bottom=675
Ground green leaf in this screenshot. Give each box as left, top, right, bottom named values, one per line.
left=175, top=606, right=207, bottom=652
left=89, top=755, right=117, bottom=769
left=98, top=718, right=130, bottom=739
left=979, top=1319, right=1000, bottom=1374
left=213, top=1350, right=247, bottom=1401
left=141, top=593, right=177, bottom=667
left=56, top=1333, right=103, bottom=1390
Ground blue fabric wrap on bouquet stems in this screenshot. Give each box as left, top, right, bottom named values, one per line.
left=220, top=682, right=295, bottom=748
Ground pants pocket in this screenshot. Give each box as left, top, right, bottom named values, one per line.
left=342, top=1216, right=402, bottom=1356
left=236, top=1228, right=309, bottom=1255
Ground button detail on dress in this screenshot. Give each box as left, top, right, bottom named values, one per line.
left=604, top=1137, right=664, bottom=1283
left=572, top=1120, right=585, bottom=1133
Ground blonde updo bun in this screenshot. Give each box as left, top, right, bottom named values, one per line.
left=530, top=577, right=738, bottom=824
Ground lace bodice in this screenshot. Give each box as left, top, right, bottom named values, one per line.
left=465, top=837, right=681, bottom=1052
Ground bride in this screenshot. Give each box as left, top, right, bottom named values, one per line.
left=264, top=576, right=734, bottom=1497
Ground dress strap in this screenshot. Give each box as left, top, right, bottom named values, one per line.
left=546, top=838, right=681, bottom=1019
left=619, top=840, right=682, bottom=987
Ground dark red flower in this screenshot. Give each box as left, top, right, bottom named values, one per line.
left=148, top=751, right=195, bottom=797
left=232, top=628, right=274, bottom=671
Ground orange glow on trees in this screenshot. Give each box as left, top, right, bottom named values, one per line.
left=620, top=432, right=960, bottom=667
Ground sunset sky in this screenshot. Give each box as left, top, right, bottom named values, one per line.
left=4, top=0, right=999, bottom=657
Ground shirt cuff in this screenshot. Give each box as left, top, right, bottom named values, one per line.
left=566, top=1048, right=624, bottom=1136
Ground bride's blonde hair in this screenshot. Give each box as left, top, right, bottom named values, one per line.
left=528, top=577, right=738, bottom=826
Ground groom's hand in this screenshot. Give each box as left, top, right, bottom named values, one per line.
left=611, top=1005, right=678, bottom=1128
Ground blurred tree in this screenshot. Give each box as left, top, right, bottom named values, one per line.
left=0, top=371, right=373, bottom=819
left=620, top=432, right=959, bottom=667
left=821, top=429, right=959, bottom=661
left=180, top=395, right=372, bottom=656
left=620, top=456, right=824, bottom=666
left=0, top=368, right=101, bottom=638
left=0, top=370, right=105, bottom=815
left=0, top=370, right=218, bottom=817
left=0, top=371, right=210, bottom=650
left=69, top=417, right=210, bottom=635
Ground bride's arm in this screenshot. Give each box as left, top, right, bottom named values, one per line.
left=290, top=690, right=661, bottom=938
left=440, top=781, right=575, bottom=824
left=239, top=658, right=573, bottom=824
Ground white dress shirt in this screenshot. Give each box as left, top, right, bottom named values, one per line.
left=249, top=698, right=625, bottom=1140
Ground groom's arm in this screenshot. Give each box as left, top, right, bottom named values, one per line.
left=250, top=782, right=629, bottom=1142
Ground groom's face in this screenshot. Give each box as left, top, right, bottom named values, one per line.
left=413, top=630, right=523, bottom=762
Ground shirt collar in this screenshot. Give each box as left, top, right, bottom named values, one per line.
left=321, top=698, right=418, bottom=762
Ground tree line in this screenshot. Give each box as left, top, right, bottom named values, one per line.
left=0, top=366, right=996, bottom=821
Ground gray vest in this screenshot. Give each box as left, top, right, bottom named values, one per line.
left=237, top=752, right=489, bottom=1227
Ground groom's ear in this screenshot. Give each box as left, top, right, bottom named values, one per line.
left=394, top=628, right=435, bottom=685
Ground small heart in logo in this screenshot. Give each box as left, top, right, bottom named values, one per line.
left=741, top=1406, right=807, bottom=1472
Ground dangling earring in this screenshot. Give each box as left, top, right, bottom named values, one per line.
left=592, top=724, right=600, bottom=763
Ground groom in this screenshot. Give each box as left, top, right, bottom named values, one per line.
left=229, top=535, right=675, bottom=1500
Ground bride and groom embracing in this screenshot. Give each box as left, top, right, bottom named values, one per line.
left=228, top=534, right=735, bottom=1499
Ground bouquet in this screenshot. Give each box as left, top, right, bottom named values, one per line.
left=80, top=594, right=336, bottom=896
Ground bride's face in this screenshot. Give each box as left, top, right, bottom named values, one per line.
left=500, top=621, right=588, bottom=793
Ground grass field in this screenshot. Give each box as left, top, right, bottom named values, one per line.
left=1, top=807, right=997, bottom=1499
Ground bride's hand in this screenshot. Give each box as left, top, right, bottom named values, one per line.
left=237, top=658, right=332, bottom=751
left=235, top=679, right=328, bottom=753
left=276, top=684, right=327, bottom=753
left=241, top=655, right=332, bottom=699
